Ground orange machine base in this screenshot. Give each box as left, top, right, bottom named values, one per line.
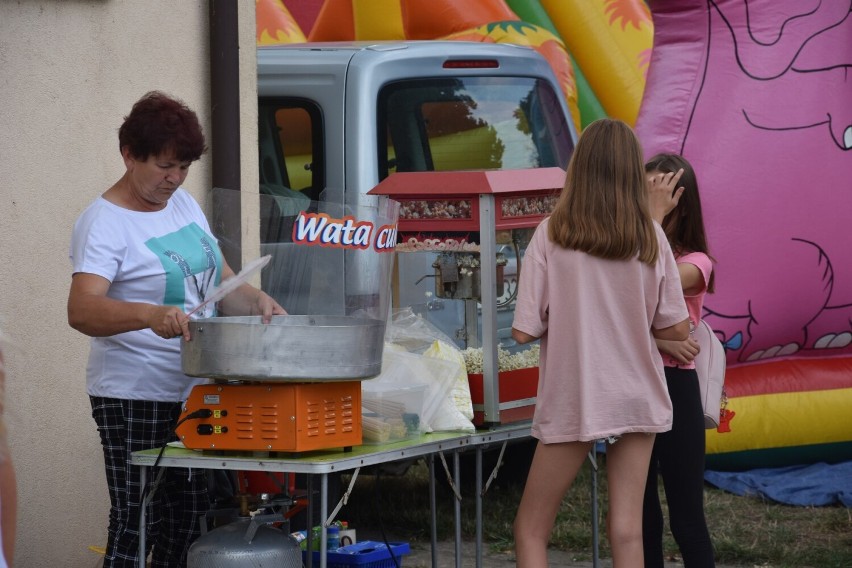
left=177, top=382, right=362, bottom=453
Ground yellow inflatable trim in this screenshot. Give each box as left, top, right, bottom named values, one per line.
left=706, top=387, right=852, bottom=455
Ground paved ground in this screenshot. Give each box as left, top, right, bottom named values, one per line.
left=356, top=530, right=745, bottom=567
left=405, top=538, right=613, bottom=567
left=402, top=539, right=706, bottom=567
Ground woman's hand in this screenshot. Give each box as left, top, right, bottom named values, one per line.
left=250, top=290, right=287, bottom=323
left=647, top=168, right=685, bottom=223
left=656, top=337, right=700, bottom=365
left=217, top=261, right=286, bottom=323
left=215, top=283, right=287, bottom=322
left=146, top=305, right=191, bottom=341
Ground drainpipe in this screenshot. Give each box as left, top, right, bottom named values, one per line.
left=210, top=0, right=242, bottom=270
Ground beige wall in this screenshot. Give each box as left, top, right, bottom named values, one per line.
left=0, top=1, right=257, bottom=565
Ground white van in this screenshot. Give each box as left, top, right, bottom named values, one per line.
left=255, top=41, right=574, bottom=345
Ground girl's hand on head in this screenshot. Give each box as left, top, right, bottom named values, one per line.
left=647, top=168, right=685, bottom=223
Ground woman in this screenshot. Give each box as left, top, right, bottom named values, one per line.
left=511, top=118, right=690, bottom=568
left=67, top=91, right=284, bottom=567
left=643, top=154, right=716, bottom=567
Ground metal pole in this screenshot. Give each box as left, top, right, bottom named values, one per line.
left=454, top=451, right=462, bottom=568
left=429, top=454, right=438, bottom=568
left=590, top=445, right=599, bottom=568
left=321, top=473, right=328, bottom=568
left=479, top=194, right=499, bottom=424
left=138, top=465, right=147, bottom=564
left=476, top=447, right=483, bottom=568
left=305, top=474, right=314, bottom=568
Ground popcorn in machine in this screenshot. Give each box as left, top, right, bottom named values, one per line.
left=369, top=167, right=565, bottom=426
left=176, top=191, right=399, bottom=452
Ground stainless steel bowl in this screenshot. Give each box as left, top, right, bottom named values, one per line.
left=181, top=315, right=385, bottom=381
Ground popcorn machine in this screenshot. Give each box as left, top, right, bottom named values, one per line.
left=369, top=168, right=565, bottom=426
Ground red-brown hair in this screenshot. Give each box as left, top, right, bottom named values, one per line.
left=118, top=91, right=206, bottom=162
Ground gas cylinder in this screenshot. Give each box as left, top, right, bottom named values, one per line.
left=187, top=517, right=302, bottom=568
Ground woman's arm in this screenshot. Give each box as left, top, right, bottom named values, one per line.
left=512, top=328, right=539, bottom=345
left=216, top=262, right=287, bottom=322
left=652, top=317, right=691, bottom=341
left=678, top=262, right=705, bottom=296
left=67, top=273, right=191, bottom=340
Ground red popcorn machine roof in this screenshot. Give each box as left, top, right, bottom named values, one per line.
left=368, top=168, right=566, bottom=232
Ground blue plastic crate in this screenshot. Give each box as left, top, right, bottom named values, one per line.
left=304, top=540, right=410, bottom=568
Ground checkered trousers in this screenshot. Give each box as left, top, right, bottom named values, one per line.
left=90, top=397, right=209, bottom=568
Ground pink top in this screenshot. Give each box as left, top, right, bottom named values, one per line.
left=661, top=251, right=713, bottom=369
left=513, top=219, right=688, bottom=443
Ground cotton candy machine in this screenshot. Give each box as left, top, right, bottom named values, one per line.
left=176, top=193, right=398, bottom=453
left=182, top=315, right=384, bottom=381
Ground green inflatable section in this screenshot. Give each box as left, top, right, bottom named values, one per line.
left=505, top=0, right=607, bottom=129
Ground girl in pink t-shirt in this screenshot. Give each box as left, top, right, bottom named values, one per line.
left=643, top=153, right=716, bottom=568
left=512, top=119, right=689, bottom=568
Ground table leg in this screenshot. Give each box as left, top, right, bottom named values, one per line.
left=475, top=447, right=483, bottom=568
left=429, top=454, right=438, bottom=568
left=453, top=451, right=461, bottom=568
left=306, top=475, right=314, bottom=568
left=138, top=465, right=147, bottom=563
left=321, top=473, right=328, bottom=568
left=590, top=446, right=600, bottom=568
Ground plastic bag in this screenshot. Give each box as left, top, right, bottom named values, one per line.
left=423, top=340, right=474, bottom=422
left=363, top=308, right=475, bottom=433
left=384, top=307, right=457, bottom=353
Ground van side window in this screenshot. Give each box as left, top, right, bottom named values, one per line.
left=378, top=77, right=572, bottom=180
left=258, top=99, right=324, bottom=242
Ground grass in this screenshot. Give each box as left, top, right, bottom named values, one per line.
left=339, top=451, right=852, bottom=567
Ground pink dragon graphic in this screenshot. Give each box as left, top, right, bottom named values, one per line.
left=636, top=0, right=852, bottom=365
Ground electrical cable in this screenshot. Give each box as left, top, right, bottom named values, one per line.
left=138, top=408, right=214, bottom=527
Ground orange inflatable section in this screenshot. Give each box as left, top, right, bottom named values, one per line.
left=304, top=0, right=580, bottom=133
left=307, top=0, right=355, bottom=41
left=257, top=0, right=307, bottom=44
left=400, top=0, right=520, bottom=39
left=307, top=0, right=520, bottom=40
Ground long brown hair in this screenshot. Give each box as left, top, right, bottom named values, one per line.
left=548, top=118, right=659, bottom=265
left=645, top=153, right=715, bottom=292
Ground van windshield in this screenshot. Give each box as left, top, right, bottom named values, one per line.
left=378, top=76, right=572, bottom=179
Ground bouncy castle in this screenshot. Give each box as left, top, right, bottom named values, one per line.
left=258, top=0, right=852, bottom=472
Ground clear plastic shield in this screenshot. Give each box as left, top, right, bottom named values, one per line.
left=182, top=188, right=399, bottom=381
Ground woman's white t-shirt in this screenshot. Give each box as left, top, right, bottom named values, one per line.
left=70, top=189, right=220, bottom=402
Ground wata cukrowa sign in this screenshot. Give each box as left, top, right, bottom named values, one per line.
left=292, top=211, right=397, bottom=252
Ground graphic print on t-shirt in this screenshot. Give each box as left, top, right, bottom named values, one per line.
left=145, top=222, right=222, bottom=317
